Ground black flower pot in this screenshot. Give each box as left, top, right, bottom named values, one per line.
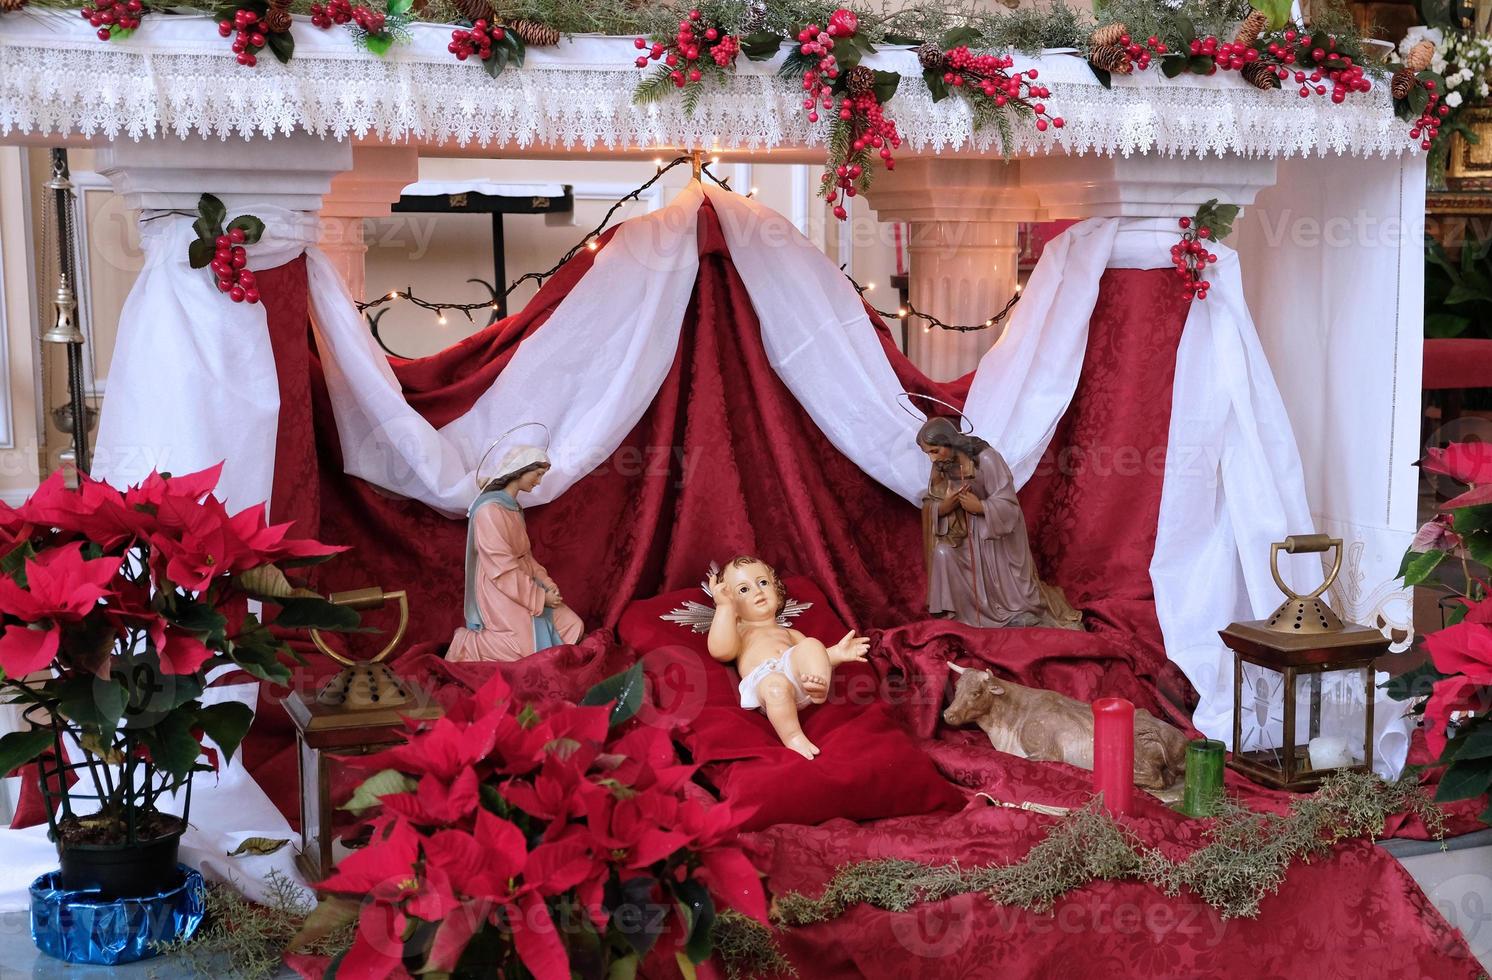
left=57, top=825, right=185, bottom=899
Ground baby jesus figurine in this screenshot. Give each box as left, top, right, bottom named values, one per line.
left=707, top=556, right=869, bottom=760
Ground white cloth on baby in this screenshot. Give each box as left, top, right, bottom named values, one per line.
left=738, top=645, right=811, bottom=711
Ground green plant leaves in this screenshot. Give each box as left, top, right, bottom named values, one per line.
left=1398, top=548, right=1447, bottom=586
left=139, top=706, right=205, bottom=780
left=1434, top=755, right=1492, bottom=802
left=870, top=70, right=900, bottom=105
left=272, top=596, right=362, bottom=630
left=1194, top=198, right=1239, bottom=241
left=0, top=728, right=53, bottom=777
left=198, top=193, right=227, bottom=232
left=341, top=768, right=417, bottom=814
left=939, top=26, right=981, bottom=49
left=1380, top=660, right=1448, bottom=702
left=675, top=878, right=715, bottom=964
left=1250, top=0, right=1293, bottom=29
left=484, top=29, right=525, bottom=78
left=188, top=237, right=215, bottom=270
left=923, top=67, right=950, bottom=102
left=581, top=661, right=645, bottom=727
left=197, top=700, right=255, bottom=764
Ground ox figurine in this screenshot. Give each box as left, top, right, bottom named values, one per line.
left=942, top=662, right=1189, bottom=790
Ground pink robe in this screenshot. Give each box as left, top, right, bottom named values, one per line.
left=923, top=447, right=1047, bottom=628
left=448, top=501, right=583, bottom=662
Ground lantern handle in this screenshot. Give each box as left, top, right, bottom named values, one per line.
left=309, top=587, right=410, bottom=667
left=1269, top=535, right=1342, bottom=601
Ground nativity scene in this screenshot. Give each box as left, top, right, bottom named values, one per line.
left=0, top=0, right=1489, bottom=977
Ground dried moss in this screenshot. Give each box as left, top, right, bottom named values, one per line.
left=772, top=773, right=1444, bottom=928
left=714, top=909, right=797, bottom=980
left=150, top=870, right=353, bottom=979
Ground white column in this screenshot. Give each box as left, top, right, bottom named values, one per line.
left=318, top=146, right=420, bottom=300
left=867, top=159, right=1042, bottom=381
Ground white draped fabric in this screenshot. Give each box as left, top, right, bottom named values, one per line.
left=93, top=181, right=1411, bottom=777
left=93, top=207, right=320, bottom=514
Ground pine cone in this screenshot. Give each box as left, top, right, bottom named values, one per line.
left=1090, top=22, right=1127, bottom=49
left=1405, top=39, right=1436, bottom=73
left=916, top=41, right=945, bottom=73
left=0, top=0, right=28, bottom=12
left=1391, top=64, right=1417, bottom=101
left=1241, top=61, right=1278, bottom=90
left=507, top=18, right=559, bottom=46
left=741, top=0, right=767, bottom=34
left=262, top=0, right=293, bottom=33
left=846, top=65, right=877, bottom=96
left=1233, top=10, right=1268, bottom=47
left=452, top=0, right=495, bottom=26
left=1089, top=42, right=1133, bottom=75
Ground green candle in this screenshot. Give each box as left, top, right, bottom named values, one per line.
left=1181, top=739, right=1226, bottom=817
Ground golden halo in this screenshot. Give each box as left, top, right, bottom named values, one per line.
left=474, top=421, right=552, bottom=493
left=896, top=391, right=974, bottom=435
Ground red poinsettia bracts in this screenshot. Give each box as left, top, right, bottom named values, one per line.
left=300, top=665, right=768, bottom=978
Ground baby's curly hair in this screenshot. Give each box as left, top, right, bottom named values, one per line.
left=722, top=555, right=786, bottom=618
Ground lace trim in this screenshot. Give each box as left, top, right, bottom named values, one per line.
left=0, top=16, right=1413, bottom=158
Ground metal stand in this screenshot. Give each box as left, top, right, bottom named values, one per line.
left=42, top=149, right=91, bottom=475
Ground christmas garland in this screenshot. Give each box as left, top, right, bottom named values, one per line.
left=772, top=771, right=1445, bottom=926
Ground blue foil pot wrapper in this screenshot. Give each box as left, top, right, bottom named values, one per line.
left=29, top=864, right=206, bottom=965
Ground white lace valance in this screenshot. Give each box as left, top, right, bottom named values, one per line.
left=0, top=12, right=1414, bottom=158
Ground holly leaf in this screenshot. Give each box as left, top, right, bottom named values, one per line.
left=835, top=40, right=862, bottom=72
left=486, top=43, right=510, bottom=78
left=1434, top=755, right=1492, bottom=802
left=228, top=214, right=265, bottom=246
left=1188, top=55, right=1215, bottom=75
left=1090, top=64, right=1113, bottom=89
left=506, top=29, right=526, bottom=69
left=581, top=662, right=646, bottom=727
left=364, top=32, right=394, bottom=57
left=197, top=194, right=227, bottom=232
left=266, top=29, right=294, bottom=65
left=1250, top=0, right=1293, bottom=29
left=923, top=67, right=950, bottom=103
left=196, top=700, right=254, bottom=764
left=1161, top=53, right=1188, bottom=79
left=741, top=31, right=783, bottom=60
left=853, top=34, right=876, bottom=55
left=882, top=33, right=924, bottom=46
left=386, top=0, right=412, bottom=14
left=0, top=729, right=53, bottom=777
left=188, top=237, right=215, bottom=270
left=871, top=70, right=900, bottom=105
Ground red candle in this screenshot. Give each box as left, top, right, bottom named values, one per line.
left=1092, top=697, right=1134, bottom=816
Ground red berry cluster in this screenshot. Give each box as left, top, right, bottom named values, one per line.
left=943, top=47, right=1064, bottom=132
left=449, top=19, right=506, bottom=61
left=210, top=228, right=260, bottom=305
left=822, top=92, right=901, bottom=219
left=1121, top=33, right=1168, bottom=70
left=632, top=9, right=739, bottom=89
left=1171, top=216, right=1216, bottom=301
left=1410, top=82, right=1447, bottom=151
left=1264, top=31, right=1370, bottom=102
left=794, top=9, right=859, bottom=123
left=217, top=7, right=267, bottom=67
left=309, top=0, right=353, bottom=28
left=351, top=4, right=385, bottom=35
left=80, top=0, right=144, bottom=40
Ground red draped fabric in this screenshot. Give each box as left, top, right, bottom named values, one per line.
left=232, top=205, right=1486, bottom=977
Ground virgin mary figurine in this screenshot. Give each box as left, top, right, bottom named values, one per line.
left=448, top=445, right=584, bottom=662
left=917, top=417, right=1082, bottom=630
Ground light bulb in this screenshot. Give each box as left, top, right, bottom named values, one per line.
left=587, top=239, right=599, bottom=251
left=897, top=307, right=909, bottom=318
left=865, top=282, right=876, bottom=291
left=387, top=290, right=399, bottom=299
left=437, top=311, right=447, bottom=324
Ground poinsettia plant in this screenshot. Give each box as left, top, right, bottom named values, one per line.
left=0, top=465, right=356, bottom=848
left=1388, top=441, right=1492, bottom=823
left=288, top=663, right=771, bottom=979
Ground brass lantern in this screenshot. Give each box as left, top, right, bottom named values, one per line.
left=1220, top=535, right=1387, bottom=792
left=284, top=587, right=441, bottom=882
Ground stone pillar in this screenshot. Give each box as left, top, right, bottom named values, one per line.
left=867, top=159, right=1043, bottom=381
left=317, top=146, right=420, bottom=299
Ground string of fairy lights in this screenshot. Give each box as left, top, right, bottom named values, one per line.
left=359, top=153, right=1023, bottom=345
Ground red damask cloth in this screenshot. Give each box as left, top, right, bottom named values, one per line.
left=229, top=202, right=1485, bottom=977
